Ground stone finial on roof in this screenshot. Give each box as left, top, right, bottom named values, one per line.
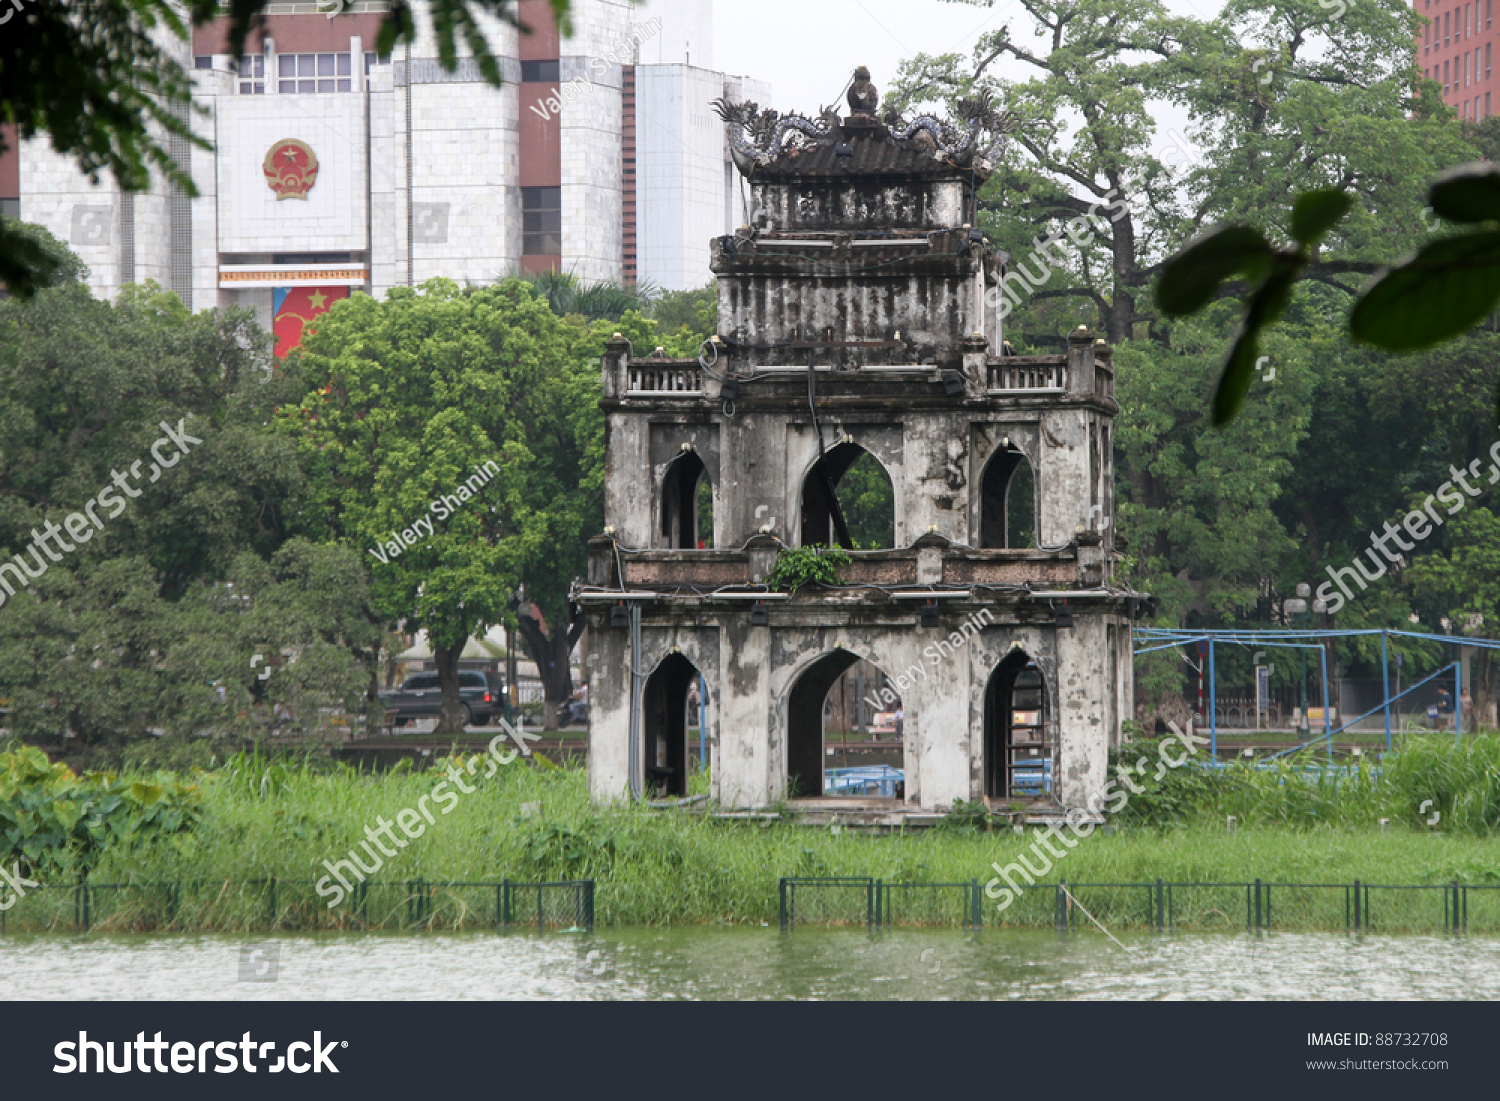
left=848, top=66, right=878, bottom=117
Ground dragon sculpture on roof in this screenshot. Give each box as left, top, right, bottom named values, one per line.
left=711, top=71, right=1012, bottom=175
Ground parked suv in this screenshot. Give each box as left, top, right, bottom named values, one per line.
left=379, top=670, right=505, bottom=728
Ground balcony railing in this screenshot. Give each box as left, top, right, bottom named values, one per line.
left=987, top=362, right=1066, bottom=392
left=626, top=363, right=703, bottom=395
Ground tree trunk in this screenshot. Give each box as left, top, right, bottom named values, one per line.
left=516, top=601, right=586, bottom=732
left=433, top=640, right=467, bottom=734
left=1475, top=648, right=1497, bottom=730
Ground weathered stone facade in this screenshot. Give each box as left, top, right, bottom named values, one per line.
left=583, top=75, right=1137, bottom=815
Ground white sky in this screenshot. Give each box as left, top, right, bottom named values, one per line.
left=712, top=0, right=1224, bottom=114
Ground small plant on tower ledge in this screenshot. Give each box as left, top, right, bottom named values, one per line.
left=765, top=545, right=852, bottom=593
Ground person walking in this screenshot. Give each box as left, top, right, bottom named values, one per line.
left=894, top=706, right=904, bottom=740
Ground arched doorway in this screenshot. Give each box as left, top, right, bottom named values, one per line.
left=799, top=442, right=894, bottom=549
left=643, top=652, right=701, bottom=797
left=660, top=451, right=713, bottom=548
left=788, top=651, right=902, bottom=798
left=979, top=445, right=1036, bottom=548
left=983, top=651, right=1048, bottom=800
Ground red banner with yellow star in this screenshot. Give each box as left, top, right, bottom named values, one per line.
left=273, top=286, right=349, bottom=358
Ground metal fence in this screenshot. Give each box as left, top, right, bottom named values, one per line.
left=780, top=876, right=1500, bottom=934
left=779, top=878, right=983, bottom=931
left=0, top=878, right=593, bottom=934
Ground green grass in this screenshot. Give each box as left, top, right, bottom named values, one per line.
left=6, top=737, right=1498, bottom=932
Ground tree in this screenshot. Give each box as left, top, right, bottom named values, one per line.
left=513, top=270, right=657, bottom=322
left=651, top=282, right=718, bottom=341
left=889, top=0, right=1467, bottom=346
left=0, top=255, right=381, bottom=746
left=287, top=278, right=618, bottom=731
left=0, top=0, right=572, bottom=295
left=1407, top=507, right=1500, bottom=728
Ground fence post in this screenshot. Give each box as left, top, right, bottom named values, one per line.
left=1254, top=878, right=1262, bottom=932
left=971, top=878, right=982, bottom=931
left=871, top=879, right=880, bottom=932
left=502, top=879, right=511, bottom=930
left=1453, top=880, right=1462, bottom=935
left=1058, top=880, right=1068, bottom=933
left=779, top=878, right=788, bottom=933
left=585, top=880, right=595, bottom=931
left=1155, top=879, right=1164, bottom=932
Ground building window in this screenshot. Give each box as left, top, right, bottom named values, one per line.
left=277, top=53, right=352, bottom=94
left=0, top=198, right=18, bottom=218
left=364, top=51, right=391, bottom=73
left=194, top=55, right=213, bottom=70
left=1488, top=41, right=1492, bottom=77
left=238, top=55, right=265, bottom=94
left=1446, top=10, right=1451, bottom=42
left=1445, top=59, right=1451, bottom=89
left=522, top=187, right=562, bottom=256
left=520, top=60, right=560, bottom=82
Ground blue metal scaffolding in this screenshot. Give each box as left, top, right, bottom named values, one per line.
left=1134, top=627, right=1500, bottom=758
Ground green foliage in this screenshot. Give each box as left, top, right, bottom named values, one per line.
left=0, top=746, right=200, bottom=881
left=287, top=278, right=591, bottom=712
left=0, top=277, right=383, bottom=744
left=1157, top=190, right=1350, bottom=426
left=513, top=269, right=657, bottom=322
left=931, top=798, right=1001, bottom=834
left=6, top=752, right=1498, bottom=929
left=765, top=545, right=852, bottom=592
left=836, top=451, right=895, bottom=549
left=0, top=220, right=84, bottom=294
left=1108, top=736, right=1229, bottom=826
left=650, top=282, right=718, bottom=340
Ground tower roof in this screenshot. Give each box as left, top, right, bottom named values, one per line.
left=712, top=69, right=1003, bottom=182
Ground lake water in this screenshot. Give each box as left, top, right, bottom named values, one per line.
left=3, top=928, right=1498, bottom=999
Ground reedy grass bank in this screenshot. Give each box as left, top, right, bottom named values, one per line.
left=14, top=737, right=1499, bottom=930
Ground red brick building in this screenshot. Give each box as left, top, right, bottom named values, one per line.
left=1419, top=0, right=1496, bottom=119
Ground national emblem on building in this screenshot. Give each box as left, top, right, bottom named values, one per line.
left=262, top=139, right=320, bottom=200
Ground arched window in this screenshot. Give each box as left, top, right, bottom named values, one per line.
left=799, top=442, right=894, bottom=549
left=788, top=652, right=903, bottom=799
left=979, top=444, right=1036, bottom=548
left=983, top=651, right=1048, bottom=799
left=660, top=451, right=713, bottom=548
left=642, top=652, right=704, bottom=797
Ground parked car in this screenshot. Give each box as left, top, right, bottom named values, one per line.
left=379, top=670, right=505, bottom=728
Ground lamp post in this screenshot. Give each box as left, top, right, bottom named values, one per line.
left=1283, top=583, right=1313, bottom=736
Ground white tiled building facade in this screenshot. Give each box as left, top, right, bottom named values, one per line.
left=7, top=0, right=767, bottom=349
